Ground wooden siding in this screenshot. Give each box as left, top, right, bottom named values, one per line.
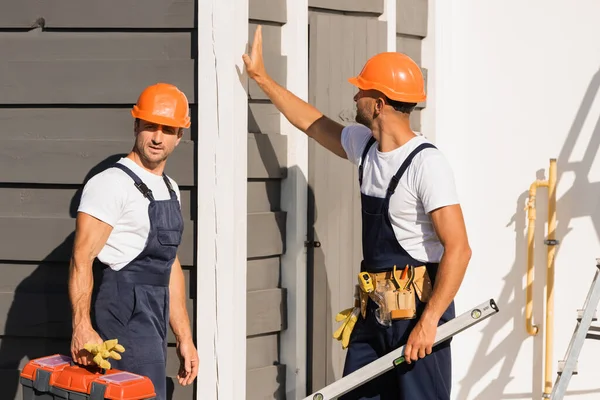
left=0, top=2, right=198, bottom=399
left=397, top=0, right=429, bottom=133
left=0, top=0, right=195, bottom=28
left=246, top=0, right=288, bottom=399
left=307, top=10, right=387, bottom=393
left=249, top=0, right=287, bottom=24
left=308, top=0, right=384, bottom=14
left=397, top=0, right=428, bottom=38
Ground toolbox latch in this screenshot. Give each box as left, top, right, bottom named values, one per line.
left=90, top=382, right=107, bottom=400
left=33, top=369, right=51, bottom=392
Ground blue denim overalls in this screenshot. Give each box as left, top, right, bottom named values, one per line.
left=341, top=137, right=455, bottom=400
left=94, top=163, right=183, bottom=400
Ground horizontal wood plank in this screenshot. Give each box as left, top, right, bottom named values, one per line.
left=247, top=289, right=286, bottom=336
left=308, top=0, right=384, bottom=14
left=0, top=212, right=283, bottom=264
left=0, top=292, right=193, bottom=343
left=397, top=35, right=422, bottom=65
left=0, top=0, right=195, bottom=29
left=0, top=187, right=194, bottom=221
left=0, top=337, right=71, bottom=369
left=0, top=108, right=175, bottom=140
left=248, top=54, right=287, bottom=100
left=397, top=0, right=428, bottom=37
left=0, top=183, right=280, bottom=221
left=0, top=139, right=195, bottom=186
left=0, top=334, right=277, bottom=373
left=0, top=134, right=284, bottom=184
left=249, top=0, right=287, bottom=24
left=0, top=263, right=191, bottom=299
left=0, top=60, right=195, bottom=104
left=249, top=24, right=282, bottom=55
left=247, top=181, right=281, bottom=213
left=246, top=365, right=286, bottom=400
left=247, top=257, right=280, bottom=291
left=0, top=32, right=192, bottom=61
left=247, top=334, right=279, bottom=370
left=247, top=212, right=286, bottom=258
left=248, top=134, right=288, bottom=179
left=248, top=102, right=281, bottom=134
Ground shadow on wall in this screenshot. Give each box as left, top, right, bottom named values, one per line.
left=0, top=154, right=181, bottom=400
left=455, top=67, right=600, bottom=399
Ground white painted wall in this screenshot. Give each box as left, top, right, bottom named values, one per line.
left=434, top=1, right=600, bottom=399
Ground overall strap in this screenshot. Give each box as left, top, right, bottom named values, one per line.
left=358, top=136, right=377, bottom=187
left=161, top=175, right=178, bottom=201
left=386, top=143, right=437, bottom=198
left=112, top=163, right=155, bottom=201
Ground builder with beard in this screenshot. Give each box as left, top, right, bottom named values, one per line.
left=243, top=26, right=472, bottom=399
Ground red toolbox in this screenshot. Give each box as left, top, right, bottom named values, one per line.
left=20, top=355, right=156, bottom=400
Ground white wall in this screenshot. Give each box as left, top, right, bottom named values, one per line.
left=434, top=1, right=600, bottom=399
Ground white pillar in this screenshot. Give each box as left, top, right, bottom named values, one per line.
left=196, top=0, right=248, bottom=398
left=380, top=0, right=397, bottom=52
left=280, top=0, right=309, bottom=398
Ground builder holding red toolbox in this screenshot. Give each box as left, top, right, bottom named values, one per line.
left=243, top=27, right=472, bottom=399
left=68, top=83, right=198, bottom=399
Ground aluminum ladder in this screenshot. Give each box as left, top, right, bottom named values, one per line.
left=303, top=299, right=500, bottom=400
left=550, top=259, right=600, bottom=399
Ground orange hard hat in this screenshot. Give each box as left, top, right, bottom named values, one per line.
left=131, top=83, right=191, bottom=129
left=348, top=52, right=426, bottom=103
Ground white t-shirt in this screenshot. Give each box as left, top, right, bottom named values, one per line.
left=77, top=157, right=181, bottom=271
left=341, top=124, right=459, bottom=263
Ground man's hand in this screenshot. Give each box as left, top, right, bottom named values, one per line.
left=242, top=25, right=266, bottom=81
left=403, top=316, right=438, bottom=364
left=176, top=338, right=199, bottom=386
left=71, top=325, right=104, bottom=366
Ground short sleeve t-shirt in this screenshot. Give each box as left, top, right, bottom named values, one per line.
left=77, top=157, right=181, bottom=271
left=341, top=124, right=460, bottom=263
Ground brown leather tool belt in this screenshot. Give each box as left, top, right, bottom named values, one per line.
left=356, top=265, right=433, bottom=320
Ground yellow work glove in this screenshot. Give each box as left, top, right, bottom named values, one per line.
left=84, top=339, right=126, bottom=370
left=332, top=307, right=360, bottom=349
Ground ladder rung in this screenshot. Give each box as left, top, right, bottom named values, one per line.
left=558, top=360, right=578, bottom=375
left=577, top=309, right=598, bottom=321
left=586, top=333, right=600, bottom=340
left=587, top=325, right=600, bottom=332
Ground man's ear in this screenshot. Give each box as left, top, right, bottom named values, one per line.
left=374, top=97, right=386, bottom=115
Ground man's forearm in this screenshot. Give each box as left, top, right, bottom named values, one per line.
left=421, top=246, right=471, bottom=323
left=255, top=74, right=323, bottom=135
left=69, top=256, right=94, bottom=329
left=169, top=258, right=192, bottom=341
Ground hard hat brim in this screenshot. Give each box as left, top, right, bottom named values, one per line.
left=348, top=76, right=426, bottom=104
left=131, top=108, right=191, bottom=129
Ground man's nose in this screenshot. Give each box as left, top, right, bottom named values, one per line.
left=152, top=129, right=164, bottom=143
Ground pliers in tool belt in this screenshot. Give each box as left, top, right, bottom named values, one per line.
left=392, top=264, right=415, bottom=291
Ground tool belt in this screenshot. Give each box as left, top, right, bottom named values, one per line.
left=355, top=265, right=433, bottom=321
